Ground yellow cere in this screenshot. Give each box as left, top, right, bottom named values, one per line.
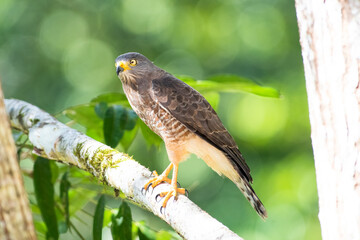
left=120, top=61, right=131, bottom=71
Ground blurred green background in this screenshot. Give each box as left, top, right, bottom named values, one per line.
left=0, top=0, right=320, bottom=239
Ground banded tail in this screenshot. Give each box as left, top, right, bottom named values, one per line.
left=235, top=178, right=267, bottom=219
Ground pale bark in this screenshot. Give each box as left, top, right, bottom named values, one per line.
left=295, top=1, right=360, bottom=239
left=5, top=98, right=242, bottom=240
left=0, top=85, right=36, bottom=239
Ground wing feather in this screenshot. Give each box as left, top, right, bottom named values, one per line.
left=151, top=75, right=253, bottom=182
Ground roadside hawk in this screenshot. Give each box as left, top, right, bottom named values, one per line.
left=115, top=52, right=267, bottom=219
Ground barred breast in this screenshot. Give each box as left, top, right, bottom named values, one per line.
left=123, top=84, right=192, bottom=144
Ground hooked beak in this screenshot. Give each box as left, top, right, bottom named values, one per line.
left=115, top=61, right=131, bottom=75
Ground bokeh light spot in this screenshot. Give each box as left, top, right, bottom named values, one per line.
left=0, top=0, right=26, bottom=31
left=237, top=5, right=286, bottom=55
left=229, top=95, right=288, bottom=142
left=63, top=39, right=114, bottom=91
left=155, top=49, right=204, bottom=79
left=119, top=0, right=174, bottom=35
left=39, top=10, right=89, bottom=59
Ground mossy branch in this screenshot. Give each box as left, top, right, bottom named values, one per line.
left=5, top=99, right=242, bottom=240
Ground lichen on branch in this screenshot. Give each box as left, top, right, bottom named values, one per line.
left=5, top=99, right=242, bottom=240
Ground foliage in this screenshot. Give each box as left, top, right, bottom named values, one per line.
left=33, top=157, right=59, bottom=240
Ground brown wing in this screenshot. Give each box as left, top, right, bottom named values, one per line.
left=151, top=74, right=253, bottom=182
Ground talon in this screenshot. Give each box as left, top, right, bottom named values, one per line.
left=151, top=170, right=158, bottom=177
left=144, top=175, right=171, bottom=190
left=160, top=206, right=165, bottom=214
left=144, top=163, right=187, bottom=210
left=155, top=194, right=162, bottom=202
left=160, top=187, right=186, bottom=208
left=144, top=165, right=173, bottom=191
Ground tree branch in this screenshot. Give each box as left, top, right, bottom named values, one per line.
left=5, top=99, right=242, bottom=240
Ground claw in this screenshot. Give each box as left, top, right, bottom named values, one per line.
left=144, top=172, right=172, bottom=191
left=160, top=206, right=165, bottom=214
left=144, top=163, right=187, bottom=211
left=150, top=170, right=158, bottom=178
left=159, top=187, right=186, bottom=209
left=155, top=193, right=162, bottom=202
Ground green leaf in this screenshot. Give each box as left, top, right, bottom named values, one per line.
left=111, top=201, right=132, bottom=240
left=91, top=92, right=131, bottom=107
left=139, top=121, right=162, bottom=148
left=125, top=110, right=138, bottom=130
left=95, top=102, right=108, bottom=119
left=136, top=222, right=156, bottom=240
left=135, top=221, right=177, bottom=240
left=202, top=92, right=220, bottom=110
left=60, top=172, right=71, bottom=232
left=58, top=221, right=68, bottom=234
left=178, top=74, right=280, bottom=98
left=49, top=161, right=59, bottom=184
left=138, top=229, right=152, bottom=240
left=103, top=105, right=127, bottom=148
left=33, top=157, right=59, bottom=240
left=93, top=195, right=106, bottom=240
left=103, top=209, right=113, bottom=228
left=103, top=105, right=139, bottom=148
left=120, top=123, right=139, bottom=151
left=156, top=231, right=172, bottom=240
left=63, top=103, right=103, bottom=141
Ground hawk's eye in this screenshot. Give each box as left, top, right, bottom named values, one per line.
left=129, top=59, right=137, bottom=66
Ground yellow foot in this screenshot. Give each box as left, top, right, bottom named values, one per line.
left=159, top=187, right=186, bottom=209
left=143, top=171, right=171, bottom=190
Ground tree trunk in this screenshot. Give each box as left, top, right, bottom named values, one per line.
left=295, top=1, right=360, bottom=239
left=0, top=81, right=36, bottom=240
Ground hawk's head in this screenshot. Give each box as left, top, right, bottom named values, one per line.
left=115, top=52, right=157, bottom=82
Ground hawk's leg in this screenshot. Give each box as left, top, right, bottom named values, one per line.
left=144, top=163, right=173, bottom=190
left=158, top=163, right=186, bottom=208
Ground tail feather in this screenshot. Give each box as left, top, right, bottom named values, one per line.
left=235, top=179, right=267, bottom=219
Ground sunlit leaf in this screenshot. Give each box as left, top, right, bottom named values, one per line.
left=91, top=92, right=130, bottom=107
left=33, top=157, right=59, bottom=240
left=136, top=221, right=156, bottom=240
left=103, top=209, right=113, bottom=228
left=202, top=92, right=220, bottom=110
left=135, top=221, right=179, bottom=240
left=178, top=75, right=280, bottom=98
left=111, top=201, right=132, bottom=240
left=60, top=172, right=71, bottom=232
left=120, top=123, right=139, bottom=151
left=138, top=228, right=152, bottom=240
left=49, top=161, right=59, bottom=184
left=156, top=231, right=172, bottom=240
left=62, top=103, right=103, bottom=141
left=93, top=195, right=106, bottom=240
